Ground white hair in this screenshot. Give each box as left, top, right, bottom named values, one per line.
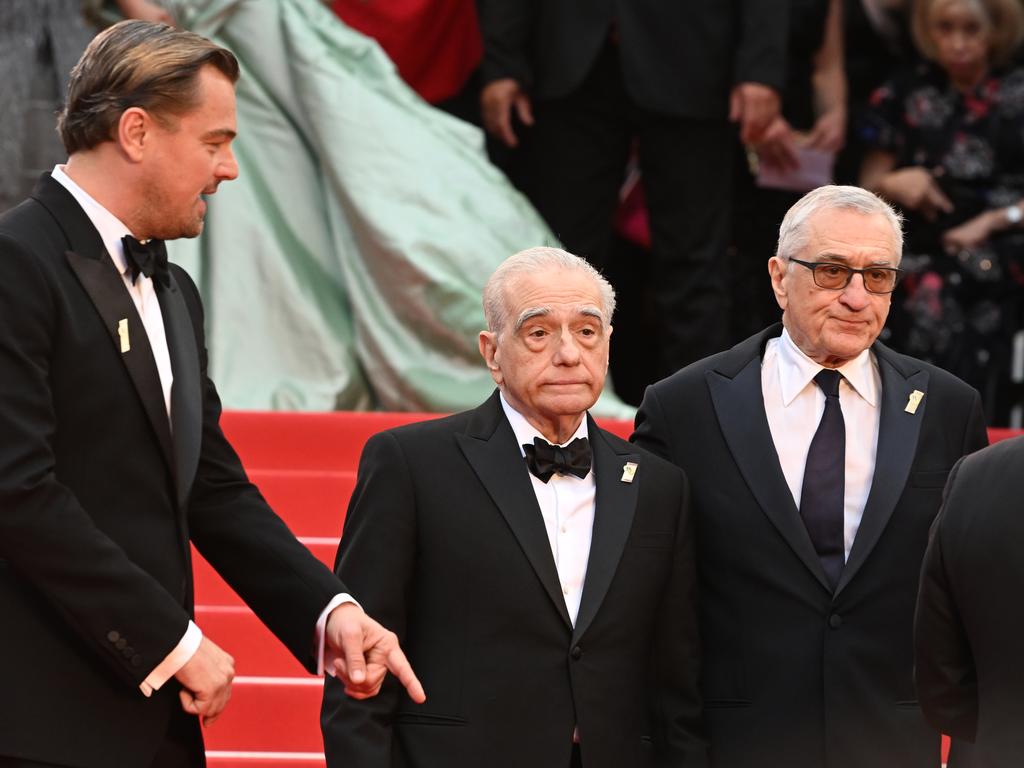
left=776, top=185, right=904, bottom=263
left=483, top=247, right=616, bottom=336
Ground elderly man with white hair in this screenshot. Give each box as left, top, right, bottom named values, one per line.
left=322, top=247, right=706, bottom=768
left=633, top=185, right=988, bottom=768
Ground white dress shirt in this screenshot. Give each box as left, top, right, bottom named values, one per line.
left=500, top=393, right=595, bottom=627
left=762, top=328, right=881, bottom=561
left=52, top=166, right=349, bottom=695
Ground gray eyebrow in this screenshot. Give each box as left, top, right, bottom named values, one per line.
left=514, top=307, right=550, bottom=331
left=513, top=305, right=606, bottom=331
left=814, top=252, right=897, bottom=267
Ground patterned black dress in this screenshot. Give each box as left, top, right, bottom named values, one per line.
left=861, top=61, right=1024, bottom=424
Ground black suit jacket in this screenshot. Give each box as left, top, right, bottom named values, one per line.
left=915, top=436, right=1024, bottom=768
left=0, top=175, right=343, bottom=767
left=321, top=391, right=705, bottom=768
left=478, top=0, right=788, bottom=120
left=632, top=325, right=987, bottom=768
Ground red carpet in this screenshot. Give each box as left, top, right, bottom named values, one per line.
left=200, top=411, right=1011, bottom=765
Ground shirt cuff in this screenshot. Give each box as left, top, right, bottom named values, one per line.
left=139, top=620, right=203, bottom=697
left=316, top=593, right=358, bottom=677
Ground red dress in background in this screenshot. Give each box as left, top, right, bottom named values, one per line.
left=331, top=0, right=482, bottom=104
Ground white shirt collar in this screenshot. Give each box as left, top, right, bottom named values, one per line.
left=775, top=327, right=879, bottom=408
left=51, top=164, right=134, bottom=277
left=499, top=391, right=590, bottom=458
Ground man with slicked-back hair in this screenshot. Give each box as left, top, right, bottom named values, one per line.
left=0, top=20, right=421, bottom=768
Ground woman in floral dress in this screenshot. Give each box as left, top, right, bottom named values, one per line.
left=861, top=0, right=1024, bottom=424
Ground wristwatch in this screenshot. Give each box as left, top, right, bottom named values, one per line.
left=1005, top=204, right=1023, bottom=226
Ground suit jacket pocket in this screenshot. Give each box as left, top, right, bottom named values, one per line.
left=908, top=469, right=950, bottom=489
left=703, top=698, right=753, bottom=709
left=394, top=711, right=468, bottom=727
left=895, top=700, right=920, bottom=710
left=628, top=531, right=675, bottom=549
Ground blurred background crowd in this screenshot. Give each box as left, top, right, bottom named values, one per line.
left=3, top=0, right=1024, bottom=426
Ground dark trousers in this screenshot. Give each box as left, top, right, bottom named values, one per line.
left=518, top=40, right=734, bottom=380
left=0, top=706, right=205, bottom=768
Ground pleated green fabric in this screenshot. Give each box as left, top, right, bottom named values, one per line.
left=155, top=0, right=632, bottom=416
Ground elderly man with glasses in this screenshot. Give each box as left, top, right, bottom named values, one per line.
left=633, top=185, right=988, bottom=768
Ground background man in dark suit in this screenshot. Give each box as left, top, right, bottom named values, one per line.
left=633, top=185, right=988, bottom=768
left=0, top=21, right=421, bottom=768
left=321, top=247, right=705, bottom=768
left=916, top=436, right=1024, bottom=767
left=478, top=0, right=787, bottom=380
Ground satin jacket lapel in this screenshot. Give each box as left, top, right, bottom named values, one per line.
left=572, top=418, right=639, bottom=643
left=65, top=249, right=175, bottom=474
left=836, top=344, right=928, bottom=596
left=708, top=330, right=832, bottom=592
left=157, top=271, right=202, bottom=508
left=456, top=392, right=573, bottom=629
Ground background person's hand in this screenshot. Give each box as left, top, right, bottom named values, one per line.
left=942, top=210, right=1001, bottom=253
left=326, top=602, right=426, bottom=703
left=116, top=0, right=176, bottom=24
left=754, top=116, right=800, bottom=173
left=175, top=636, right=235, bottom=726
left=730, top=82, right=781, bottom=144
left=878, top=168, right=954, bottom=220
left=481, top=78, right=534, bottom=148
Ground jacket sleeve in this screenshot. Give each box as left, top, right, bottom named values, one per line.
left=174, top=266, right=344, bottom=672
left=0, top=233, right=189, bottom=688
left=477, top=0, right=538, bottom=87
left=321, top=430, right=418, bottom=767
left=913, top=456, right=978, bottom=740
left=631, top=384, right=678, bottom=463
left=734, top=0, right=789, bottom=92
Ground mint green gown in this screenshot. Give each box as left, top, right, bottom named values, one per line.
left=145, top=0, right=632, bottom=416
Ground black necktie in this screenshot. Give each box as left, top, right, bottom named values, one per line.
left=800, top=369, right=846, bottom=589
left=122, top=235, right=171, bottom=289
left=523, top=436, right=592, bottom=483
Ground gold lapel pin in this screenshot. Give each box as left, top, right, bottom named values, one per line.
left=117, top=318, right=130, bottom=354
left=621, top=461, right=638, bottom=483
left=905, top=389, right=924, bottom=414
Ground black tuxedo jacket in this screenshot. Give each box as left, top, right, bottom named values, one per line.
left=632, top=325, right=987, bottom=768
left=0, top=175, right=343, bottom=767
left=478, top=0, right=788, bottom=120
left=321, top=391, right=706, bottom=768
left=915, top=436, right=1024, bottom=768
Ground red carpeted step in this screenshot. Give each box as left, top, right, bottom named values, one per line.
left=194, top=539, right=339, bottom=607
left=202, top=677, right=324, bottom=753
left=221, top=411, right=443, bottom=472
left=246, top=469, right=354, bottom=538
left=206, top=753, right=324, bottom=768
left=197, top=606, right=308, bottom=676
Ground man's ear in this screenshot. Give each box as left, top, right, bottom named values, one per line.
left=768, top=256, right=789, bottom=311
left=117, top=107, right=150, bottom=162
left=478, top=331, right=503, bottom=385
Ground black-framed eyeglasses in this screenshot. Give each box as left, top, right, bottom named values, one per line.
left=789, top=258, right=903, bottom=294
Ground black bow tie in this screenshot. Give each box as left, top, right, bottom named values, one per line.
left=122, top=235, right=170, bottom=289
left=523, top=436, right=592, bottom=483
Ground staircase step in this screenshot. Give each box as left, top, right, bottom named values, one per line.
left=202, top=677, right=324, bottom=753
left=194, top=539, right=339, bottom=607
left=246, top=469, right=354, bottom=538
left=206, top=752, right=324, bottom=767
left=196, top=606, right=307, bottom=676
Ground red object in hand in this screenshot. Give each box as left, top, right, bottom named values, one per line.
left=332, top=0, right=482, bottom=104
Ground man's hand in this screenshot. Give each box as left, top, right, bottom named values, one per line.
left=879, top=168, right=954, bottom=220
left=481, top=78, right=534, bottom=148
left=326, top=602, right=426, bottom=703
left=174, top=636, right=235, bottom=726
left=754, top=116, right=799, bottom=173
left=730, top=82, right=781, bottom=144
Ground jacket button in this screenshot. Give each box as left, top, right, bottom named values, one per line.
left=115, top=638, right=128, bottom=650
left=131, top=654, right=143, bottom=667
left=829, top=614, right=842, bottom=629
left=571, top=646, right=582, bottom=660
left=107, top=631, right=120, bottom=643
